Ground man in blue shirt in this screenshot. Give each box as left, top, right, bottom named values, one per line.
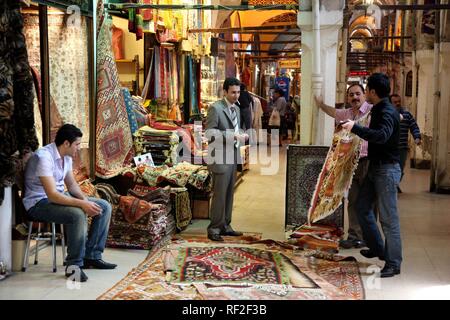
left=23, top=124, right=116, bottom=282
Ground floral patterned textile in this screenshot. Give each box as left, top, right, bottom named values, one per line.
left=308, top=126, right=366, bottom=224
left=96, top=17, right=134, bottom=178
left=22, top=13, right=90, bottom=147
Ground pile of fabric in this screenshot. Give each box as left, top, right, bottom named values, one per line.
left=137, top=161, right=211, bottom=191
left=288, top=224, right=343, bottom=253
left=93, top=183, right=172, bottom=250
left=132, top=184, right=191, bottom=232
left=134, top=126, right=180, bottom=165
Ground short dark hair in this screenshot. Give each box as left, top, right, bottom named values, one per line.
left=347, top=84, right=365, bottom=94
left=54, top=124, right=82, bottom=146
left=223, top=77, right=241, bottom=91
left=389, top=93, right=401, bottom=102
left=367, top=73, right=391, bottom=98
left=274, top=88, right=284, bottom=96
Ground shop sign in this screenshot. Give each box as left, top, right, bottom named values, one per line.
left=278, top=59, right=300, bottom=69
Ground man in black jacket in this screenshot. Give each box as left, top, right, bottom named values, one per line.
left=342, top=73, right=402, bottom=278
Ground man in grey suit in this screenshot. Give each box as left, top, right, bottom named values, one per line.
left=205, top=77, right=248, bottom=241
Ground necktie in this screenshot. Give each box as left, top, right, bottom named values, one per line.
left=230, top=106, right=239, bottom=148
left=230, top=106, right=238, bottom=133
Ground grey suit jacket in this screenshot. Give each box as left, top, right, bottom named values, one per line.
left=205, top=99, right=242, bottom=173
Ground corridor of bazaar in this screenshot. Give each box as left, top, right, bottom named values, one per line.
left=1, top=0, right=450, bottom=302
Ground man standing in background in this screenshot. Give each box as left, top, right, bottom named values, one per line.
left=389, top=94, right=422, bottom=191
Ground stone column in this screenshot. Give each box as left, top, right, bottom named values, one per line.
left=435, top=43, right=450, bottom=191
left=298, top=6, right=343, bottom=146
left=414, top=49, right=434, bottom=169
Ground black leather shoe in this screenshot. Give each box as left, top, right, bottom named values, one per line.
left=339, top=239, right=366, bottom=249
left=65, top=265, right=88, bottom=282
left=339, top=239, right=354, bottom=249
left=83, top=259, right=117, bottom=270
left=221, top=230, right=243, bottom=237
left=360, top=249, right=385, bottom=261
left=208, top=234, right=224, bottom=242
left=353, top=240, right=366, bottom=248
left=380, top=265, right=400, bottom=278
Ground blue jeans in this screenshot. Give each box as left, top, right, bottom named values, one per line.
left=28, top=197, right=112, bottom=267
left=356, top=162, right=402, bottom=269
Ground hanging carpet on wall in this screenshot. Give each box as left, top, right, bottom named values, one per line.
left=0, top=0, right=39, bottom=194
left=96, top=17, right=134, bottom=178
left=22, top=13, right=91, bottom=147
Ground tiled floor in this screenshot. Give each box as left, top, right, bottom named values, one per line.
left=1, top=144, right=450, bottom=299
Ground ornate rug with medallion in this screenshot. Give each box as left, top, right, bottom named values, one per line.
left=96, top=17, right=134, bottom=178
left=168, top=246, right=314, bottom=287
left=98, top=237, right=364, bottom=300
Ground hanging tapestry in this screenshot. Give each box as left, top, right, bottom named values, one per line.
left=29, top=67, right=64, bottom=143
left=121, top=88, right=139, bottom=135
left=153, top=46, right=161, bottom=98
left=23, top=13, right=90, bottom=147
left=0, top=0, right=39, bottom=191
left=285, top=145, right=344, bottom=229
left=170, top=246, right=292, bottom=286
left=96, top=17, right=134, bottom=178
left=308, top=117, right=369, bottom=224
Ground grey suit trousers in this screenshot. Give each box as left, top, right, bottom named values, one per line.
left=207, top=163, right=237, bottom=236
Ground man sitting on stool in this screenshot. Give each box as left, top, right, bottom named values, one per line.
left=23, top=124, right=116, bottom=282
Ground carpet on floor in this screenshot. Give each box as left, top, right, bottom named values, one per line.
left=98, top=236, right=364, bottom=300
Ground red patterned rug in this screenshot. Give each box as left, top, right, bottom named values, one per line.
left=170, top=246, right=293, bottom=286
left=313, top=257, right=365, bottom=300
left=96, top=17, right=134, bottom=178
left=98, top=238, right=364, bottom=300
